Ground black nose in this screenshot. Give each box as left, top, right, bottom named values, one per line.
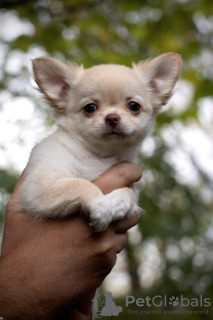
left=105, top=114, right=120, bottom=128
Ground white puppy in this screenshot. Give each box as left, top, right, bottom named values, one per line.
left=19, top=53, right=182, bottom=231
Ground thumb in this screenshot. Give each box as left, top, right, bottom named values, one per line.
left=92, top=163, right=142, bottom=195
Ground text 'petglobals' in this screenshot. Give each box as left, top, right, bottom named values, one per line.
left=126, top=295, right=211, bottom=308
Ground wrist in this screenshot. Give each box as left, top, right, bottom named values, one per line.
left=0, top=254, right=58, bottom=320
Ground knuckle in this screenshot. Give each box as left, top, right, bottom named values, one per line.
left=97, top=239, right=114, bottom=256
left=97, top=244, right=117, bottom=271
left=120, top=232, right=128, bottom=248
left=132, top=211, right=141, bottom=224
left=119, top=163, right=142, bottom=184
left=105, top=251, right=117, bottom=269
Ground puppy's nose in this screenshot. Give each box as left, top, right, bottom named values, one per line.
left=105, top=114, right=120, bottom=127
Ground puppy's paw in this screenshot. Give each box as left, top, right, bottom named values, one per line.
left=88, top=197, right=112, bottom=232
left=105, top=187, right=136, bottom=221
left=88, top=188, right=138, bottom=232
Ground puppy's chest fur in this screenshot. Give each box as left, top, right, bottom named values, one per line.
left=67, top=143, right=136, bottom=181
left=30, top=131, right=132, bottom=182
left=67, top=151, right=118, bottom=181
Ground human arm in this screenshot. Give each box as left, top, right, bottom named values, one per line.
left=0, top=163, right=141, bottom=319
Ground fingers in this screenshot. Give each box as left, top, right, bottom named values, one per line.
left=92, top=163, right=142, bottom=195
left=111, top=212, right=140, bottom=234
left=93, top=212, right=140, bottom=256
left=104, top=212, right=140, bottom=254
left=113, top=232, right=128, bottom=254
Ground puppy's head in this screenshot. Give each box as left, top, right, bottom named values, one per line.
left=32, top=53, right=182, bottom=153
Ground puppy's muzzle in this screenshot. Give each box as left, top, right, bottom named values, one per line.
left=105, top=114, right=120, bottom=128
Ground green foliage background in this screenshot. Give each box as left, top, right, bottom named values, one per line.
left=0, top=0, right=213, bottom=319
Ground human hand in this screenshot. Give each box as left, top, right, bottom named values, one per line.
left=0, top=163, right=142, bottom=320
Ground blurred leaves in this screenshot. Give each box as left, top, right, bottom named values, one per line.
left=0, top=169, right=18, bottom=222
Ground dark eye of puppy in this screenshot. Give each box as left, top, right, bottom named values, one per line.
left=128, top=101, right=141, bottom=112
left=83, top=103, right=98, bottom=113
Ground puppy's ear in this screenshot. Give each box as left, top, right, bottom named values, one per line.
left=134, top=53, right=182, bottom=109
left=32, top=57, right=83, bottom=110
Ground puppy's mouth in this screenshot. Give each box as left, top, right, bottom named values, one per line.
left=101, top=129, right=126, bottom=138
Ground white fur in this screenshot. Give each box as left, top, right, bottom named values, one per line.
left=20, top=53, right=182, bottom=231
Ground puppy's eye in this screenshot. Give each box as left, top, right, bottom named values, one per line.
left=83, top=103, right=98, bottom=113
left=128, top=101, right=141, bottom=112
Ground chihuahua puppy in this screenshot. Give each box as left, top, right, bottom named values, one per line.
left=19, top=53, right=182, bottom=231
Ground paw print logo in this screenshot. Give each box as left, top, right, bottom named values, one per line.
left=169, top=296, right=179, bottom=307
